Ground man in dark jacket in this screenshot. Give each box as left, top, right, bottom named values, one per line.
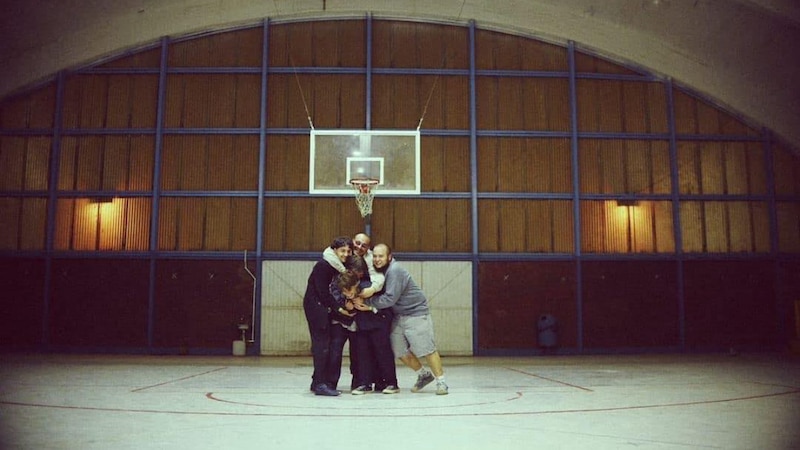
left=303, top=236, right=352, bottom=396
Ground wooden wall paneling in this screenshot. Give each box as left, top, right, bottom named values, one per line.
left=498, top=200, right=526, bottom=252
left=208, top=75, right=237, bottom=128
left=446, top=199, right=471, bottom=252
left=646, top=82, right=668, bottom=133
left=626, top=140, right=651, bottom=194
left=653, top=201, right=675, bottom=253
left=672, top=89, right=698, bottom=135
left=206, top=135, right=235, bottom=190
left=497, top=138, right=525, bottom=191
left=163, top=75, right=185, bottom=128
left=700, top=141, right=725, bottom=194
left=773, top=143, right=800, bottom=196
left=632, top=202, right=656, bottom=252
left=75, top=136, right=103, bottom=191
left=232, top=135, right=259, bottom=190
left=386, top=22, right=418, bottom=68
left=416, top=23, right=463, bottom=69
left=477, top=137, right=499, bottom=192
left=598, top=80, right=624, bottom=132
left=622, top=81, right=647, bottom=133
left=520, top=36, right=567, bottom=71
left=125, top=197, right=151, bottom=251
left=416, top=75, right=443, bottom=130
left=776, top=202, right=800, bottom=252
left=421, top=136, right=445, bottom=191
left=57, top=137, right=77, bottom=190
left=475, top=77, right=498, bottom=129
left=576, top=80, right=599, bottom=131
left=392, top=75, right=422, bottom=129
left=477, top=200, right=499, bottom=252
left=233, top=74, right=261, bottom=128
left=473, top=29, right=498, bottom=69
left=527, top=200, right=554, bottom=252
left=181, top=135, right=209, bottom=190
left=21, top=198, right=47, bottom=250
left=204, top=197, right=232, bottom=250
left=680, top=201, right=703, bottom=252
left=496, top=78, right=524, bottom=130
left=284, top=198, right=314, bottom=251
left=393, top=198, right=421, bottom=251
left=750, top=201, right=771, bottom=252
left=0, top=137, right=25, bottom=190
left=579, top=139, right=601, bottom=193
left=728, top=201, right=753, bottom=252
left=444, top=137, right=471, bottom=192
left=176, top=197, right=205, bottom=250
left=309, top=196, right=342, bottom=250
left=267, top=23, right=290, bottom=66
left=696, top=97, right=721, bottom=134
left=580, top=200, right=604, bottom=253
left=725, top=141, right=749, bottom=195
left=338, top=75, right=365, bottom=129
left=235, top=27, right=264, bottom=67
left=704, top=201, right=728, bottom=252
left=105, top=75, right=132, bottom=128
left=53, top=199, right=74, bottom=250
left=552, top=200, right=574, bottom=252
left=337, top=21, right=366, bottom=67
left=0, top=198, right=20, bottom=249
left=262, top=198, right=286, bottom=251
left=264, top=135, right=290, bottom=191
left=543, top=79, right=570, bottom=131
left=287, top=74, right=315, bottom=128
left=68, top=75, right=109, bottom=128
left=521, top=78, right=549, bottom=130
left=677, top=141, right=700, bottom=194
left=156, top=198, right=178, bottom=250
left=650, top=140, right=671, bottom=193
left=266, top=75, right=290, bottom=128
left=0, top=84, right=54, bottom=128
left=286, top=22, right=315, bottom=67
left=312, top=75, right=343, bottom=128
left=745, top=141, right=767, bottom=195
left=369, top=75, right=394, bottom=129
left=102, top=135, right=129, bottom=190
left=230, top=198, right=256, bottom=251
left=420, top=199, right=447, bottom=252
left=183, top=75, right=212, bottom=127
left=128, top=75, right=159, bottom=128
left=604, top=140, right=626, bottom=193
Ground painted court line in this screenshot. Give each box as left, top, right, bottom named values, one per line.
left=505, top=367, right=594, bottom=392
left=130, top=367, right=228, bottom=392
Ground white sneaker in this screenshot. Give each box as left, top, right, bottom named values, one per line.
left=436, top=381, right=449, bottom=395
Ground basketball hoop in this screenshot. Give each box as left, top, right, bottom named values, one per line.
left=350, top=178, right=379, bottom=217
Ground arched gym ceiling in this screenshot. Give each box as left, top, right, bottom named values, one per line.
left=1, top=0, right=798, bottom=151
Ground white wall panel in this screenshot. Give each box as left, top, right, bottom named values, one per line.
left=260, top=259, right=473, bottom=356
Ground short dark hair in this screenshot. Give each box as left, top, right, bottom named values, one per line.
left=345, top=254, right=368, bottom=274
left=330, top=236, right=352, bottom=250
left=336, top=270, right=361, bottom=292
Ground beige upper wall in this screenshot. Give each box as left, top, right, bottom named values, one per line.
left=1, top=0, right=799, bottom=150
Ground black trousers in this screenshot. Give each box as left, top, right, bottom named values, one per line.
left=352, top=322, right=397, bottom=389
left=303, top=298, right=333, bottom=389
left=328, top=324, right=354, bottom=390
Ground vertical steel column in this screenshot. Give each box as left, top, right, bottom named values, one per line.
left=147, top=37, right=169, bottom=351
left=42, top=70, right=66, bottom=348
left=567, top=41, right=583, bottom=352
left=665, top=78, right=685, bottom=349
left=468, top=20, right=480, bottom=355
left=364, top=14, right=374, bottom=236
left=253, top=18, right=271, bottom=354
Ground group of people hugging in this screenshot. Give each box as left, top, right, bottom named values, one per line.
left=302, top=233, right=448, bottom=397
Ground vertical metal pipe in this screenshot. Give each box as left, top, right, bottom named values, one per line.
left=468, top=20, right=480, bottom=355
left=665, top=78, right=685, bottom=349
left=42, top=70, right=66, bottom=348
left=762, top=129, right=783, bottom=342
left=147, top=37, right=169, bottom=351
left=253, top=18, right=271, bottom=353
left=567, top=41, right=583, bottom=353
left=365, top=14, right=373, bottom=236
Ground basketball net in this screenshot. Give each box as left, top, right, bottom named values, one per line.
left=350, top=178, right=379, bottom=217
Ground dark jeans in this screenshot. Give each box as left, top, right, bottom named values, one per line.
left=352, top=322, right=397, bottom=389
left=328, top=324, right=354, bottom=390
left=304, top=298, right=332, bottom=389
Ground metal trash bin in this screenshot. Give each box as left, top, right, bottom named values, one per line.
left=537, top=314, right=557, bottom=349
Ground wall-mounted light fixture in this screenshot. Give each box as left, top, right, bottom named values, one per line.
left=88, top=197, right=114, bottom=204
left=616, top=199, right=639, bottom=207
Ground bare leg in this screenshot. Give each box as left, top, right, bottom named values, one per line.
left=399, top=353, right=422, bottom=371
left=423, top=351, right=444, bottom=377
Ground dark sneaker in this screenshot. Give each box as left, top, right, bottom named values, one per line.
left=382, top=385, right=400, bottom=394
left=411, top=371, right=435, bottom=393
left=313, top=383, right=340, bottom=396
left=351, top=385, right=370, bottom=395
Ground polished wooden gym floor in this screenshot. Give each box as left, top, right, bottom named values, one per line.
left=1, top=353, right=798, bottom=449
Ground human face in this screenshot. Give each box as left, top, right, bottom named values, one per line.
left=372, top=245, right=390, bottom=270
left=334, top=245, right=352, bottom=263
left=352, top=234, right=370, bottom=256
left=342, top=285, right=358, bottom=300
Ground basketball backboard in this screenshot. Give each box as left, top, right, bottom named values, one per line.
left=309, top=129, right=420, bottom=195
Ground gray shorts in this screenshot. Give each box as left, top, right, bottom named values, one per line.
left=390, top=314, right=437, bottom=358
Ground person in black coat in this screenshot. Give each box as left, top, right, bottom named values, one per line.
left=303, top=236, right=352, bottom=396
